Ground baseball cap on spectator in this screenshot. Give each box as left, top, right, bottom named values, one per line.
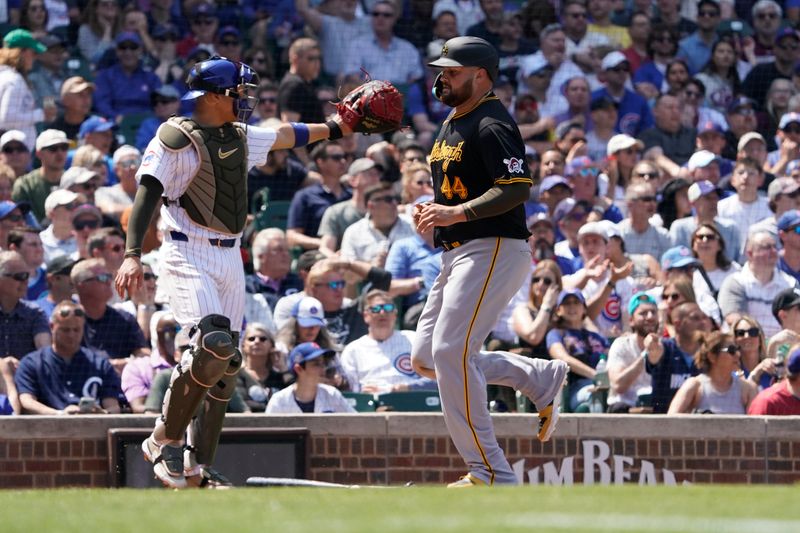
left=777, top=209, right=800, bottom=231
left=597, top=219, right=621, bottom=240
left=607, top=134, right=644, bottom=157
left=60, top=166, right=99, bottom=189
left=601, top=50, right=628, bottom=71
left=217, top=26, right=240, bottom=40
left=687, top=180, right=719, bottom=203
left=494, top=75, right=512, bottom=89
left=727, top=96, right=756, bottom=114
left=191, top=2, right=218, bottom=18
left=775, top=27, right=800, bottom=45
left=768, top=178, right=800, bottom=202
left=292, top=296, right=326, bottom=328
left=525, top=145, right=539, bottom=161
left=687, top=150, right=719, bottom=171
left=787, top=347, right=800, bottom=376
left=152, top=23, right=179, bottom=40
left=3, top=28, right=46, bottom=52
left=39, top=33, right=66, bottom=49
left=772, top=288, right=800, bottom=322
left=79, top=116, right=116, bottom=139
left=697, top=120, right=724, bottom=136
left=628, top=292, right=658, bottom=316
left=348, top=157, right=376, bottom=176
left=187, top=47, right=212, bottom=62
left=526, top=212, right=553, bottom=231
left=590, top=97, right=617, bottom=112
left=787, top=159, right=800, bottom=174
left=523, top=55, right=552, bottom=77
left=577, top=221, right=608, bottom=241
left=737, top=132, right=766, bottom=152
left=539, top=175, right=572, bottom=193
left=565, top=156, right=595, bottom=177
left=44, top=189, right=79, bottom=215
left=60, top=76, right=95, bottom=99
left=153, top=85, right=181, bottom=101
left=113, top=145, right=141, bottom=167
left=71, top=203, right=102, bottom=222
left=0, top=201, right=31, bottom=220
left=35, top=129, right=68, bottom=151
left=557, top=288, right=585, bottom=307
left=289, top=342, right=334, bottom=374
left=115, top=31, right=142, bottom=47
left=0, top=130, right=27, bottom=151
left=46, top=255, right=76, bottom=276
left=661, top=245, right=699, bottom=270
left=552, top=198, right=577, bottom=224
left=779, top=112, right=800, bottom=131
left=555, top=121, right=583, bottom=140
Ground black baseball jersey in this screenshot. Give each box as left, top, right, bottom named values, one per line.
left=429, top=93, right=532, bottom=247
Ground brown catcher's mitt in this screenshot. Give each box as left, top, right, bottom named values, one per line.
left=335, top=79, right=404, bottom=134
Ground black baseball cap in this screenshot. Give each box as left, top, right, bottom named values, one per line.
left=46, top=255, right=76, bottom=276
left=773, top=288, right=800, bottom=322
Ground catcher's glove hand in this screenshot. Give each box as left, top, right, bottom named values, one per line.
left=336, top=79, right=404, bottom=134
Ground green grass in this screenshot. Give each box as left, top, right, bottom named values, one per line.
left=3, top=485, right=799, bottom=532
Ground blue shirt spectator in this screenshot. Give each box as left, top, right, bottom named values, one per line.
left=0, top=251, right=51, bottom=359
left=591, top=86, right=653, bottom=137
left=83, top=305, right=148, bottom=359
left=646, top=337, right=701, bottom=414
left=287, top=183, right=351, bottom=243
left=384, top=234, right=442, bottom=308
left=93, top=33, right=162, bottom=121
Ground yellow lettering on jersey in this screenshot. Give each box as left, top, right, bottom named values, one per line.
left=441, top=174, right=469, bottom=200
left=430, top=140, right=464, bottom=173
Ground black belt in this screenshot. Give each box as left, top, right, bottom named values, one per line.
left=169, top=230, right=237, bottom=248
left=441, top=240, right=470, bottom=251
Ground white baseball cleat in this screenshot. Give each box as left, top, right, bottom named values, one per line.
left=142, top=436, right=188, bottom=489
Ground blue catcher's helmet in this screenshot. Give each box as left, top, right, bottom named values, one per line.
left=183, top=56, right=259, bottom=122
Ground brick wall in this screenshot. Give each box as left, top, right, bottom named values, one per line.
left=1, top=414, right=798, bottom=488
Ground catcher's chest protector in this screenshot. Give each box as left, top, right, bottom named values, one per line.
left=160, top=116, right=249, bottom=235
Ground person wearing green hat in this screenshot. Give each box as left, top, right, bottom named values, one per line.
left=0, top=29, right=51, bottom=152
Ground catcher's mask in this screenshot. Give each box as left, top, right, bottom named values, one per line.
left=183, top=56, right=260, bottom=122
left=428, top=36, right=499, bottom=100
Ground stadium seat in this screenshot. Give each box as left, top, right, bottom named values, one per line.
left=376, top=391, right=441, bottom=412
left=342, top=392, right=376, bottom=412
left=118, top=111, right=154, bottom=146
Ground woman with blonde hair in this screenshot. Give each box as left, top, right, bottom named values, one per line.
left=668, top=331, right=757, bottom=414
left=398, top=161, right=434, bottom=217
left=732, top=315, right=780, bottom=390
left=0, top=30, right=50, bottom=151
left=512, top=259, right=562, bottom=359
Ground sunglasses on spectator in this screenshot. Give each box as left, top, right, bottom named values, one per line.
left=662, top=292, right=681, bottom=302
left=252, top=56, right=267, bottom=64
left=636, top=195, right=658, bottom=203
left=120, top=159, right=141, bottom=169
left=566, top=211, right=589, bottom=221
left=405, top=155, right=426, bottom=163
left=73, top=219, right=100, bottom=231
left=694, top=233, right=717, bottom=242
left=105, top=244, right=124, bottom=253
left=80, top=182, right=98, bottom=191
left=143, top=272, right=157, bottom=281
left=247, top=335, right=269, bottom=342
left=684, top=90, right=702, bottom=99
left=325, top=154, right=347, bottom=161
left=734, top=327, right=760, bottom=338
left=698, top=10, right=719, bottom=17
left=59, top=307, right=85, bottom=318
left=575, top=168, right=599, bottom=178
left=3, top=214, right=23, bottom=222
left=719, top=344, right=741, bottom=355
left=43, top=143, right=69, bottom=152
left=316, top=280, right=345, bottom=290
left=532, top=276, right=553, bottom=286
left=259, top=96, right=277, bottom=103
left=2, top=271, right=30, bottom=282
left=2, top=144, right=27, bottom=154
left=756, top=12, right=779, bottom=19
left=371, top=11, right=394, bottom=17
left=791, top=225, right=800, bottom=235
left=371, top=195, right=400, bottom=204
left=368, top=303, right=396, bottom=314
left=608, top=65, right=629, bottom=73
left=415, top=179, right=432, bottom=187
left=117, top=43, right=140, bottom=51
left=620, top=148, right=639, bottom=155
left=566, top=12, right=587, bottom=18
left=219, top=40, right=240, bottom=46
left=635, top=171, right=659, bottom=180
left=83, top=273, right=112, bottom=284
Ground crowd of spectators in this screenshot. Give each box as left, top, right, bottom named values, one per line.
left=1, top=0, right=800, bottom=417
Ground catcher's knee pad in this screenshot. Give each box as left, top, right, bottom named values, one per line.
left=162, top=315, right=236, bottom=441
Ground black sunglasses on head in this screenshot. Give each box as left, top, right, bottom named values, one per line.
left=2, top=271, right=30, bottom=282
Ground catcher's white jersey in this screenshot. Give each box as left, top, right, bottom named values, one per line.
left=265, top=384, right=355, bottom=413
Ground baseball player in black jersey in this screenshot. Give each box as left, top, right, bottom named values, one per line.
left=411, top=37, right=568, bottom=487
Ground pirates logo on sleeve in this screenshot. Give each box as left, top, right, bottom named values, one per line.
left=393, top=353, right=416, bottom=376
left=503, top=157, right=524, bottom=175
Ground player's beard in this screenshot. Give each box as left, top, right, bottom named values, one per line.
left=441, top=77, right=474, bottom=107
